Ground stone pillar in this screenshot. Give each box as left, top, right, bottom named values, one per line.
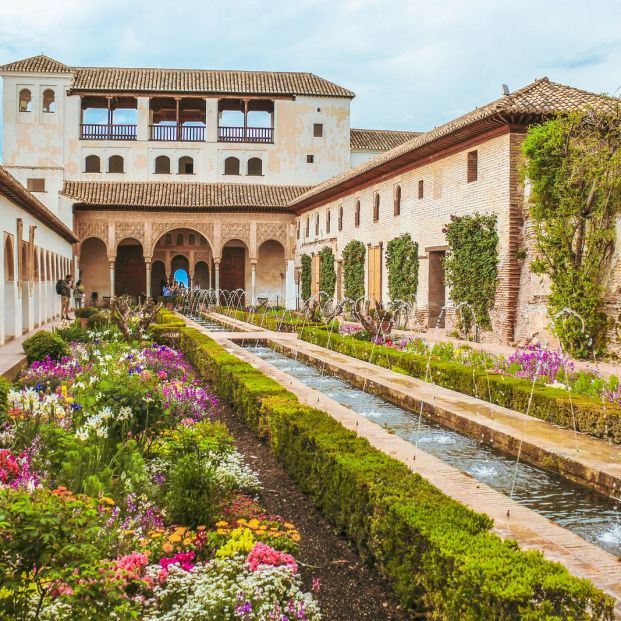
left=145, top=259, right=152, bottom=299
left=250, top=260, right=257, bottom=306
left=108, top=260, right=115, bottom=299
left=285, top=259, right=296, bottom=310
left=137, top=97, right=150, bottom=141
left=214, top=260, right=220, bottom=303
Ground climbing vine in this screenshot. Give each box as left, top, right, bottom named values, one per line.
left=300, top=254, right=312, bottom=302
left=342, top=240, right=366, bottom=300
left=443, top=213, right=498, bottom=335
left=386, top=233, right=419, bottom=304
left=319, top=246, right=336, bottom=296
left=523, top=107, right=621, bottom=357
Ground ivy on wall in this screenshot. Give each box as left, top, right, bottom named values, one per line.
left=300, top=254, right=312, bottom=301
left=342, top=240, right=366, bottom=300
left=443, top=213, right=499, bottom=334
left=319, top=246, right=336, bottom=296
left=386, top=233, right=419, bottom=303
left=522, top=108, right=621, bottom=357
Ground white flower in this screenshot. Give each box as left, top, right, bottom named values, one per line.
left=95, top=426, right=108, bottom=438
left=99, top=406, right=113, bottom=420
left=118, top=406, right=133, bottom=421
left=75, top=427, right=90, bottom=441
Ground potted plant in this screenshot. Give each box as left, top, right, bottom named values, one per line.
left=75, top=306, right=98, bottom=328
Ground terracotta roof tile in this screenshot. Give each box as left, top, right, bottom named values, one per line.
left=292, top=78, right=616, bottom=209
left=0, top=54, right=71, bottom=73
left=350, top=128, right=422, bottom=151
left=62, top=181, right=310, bottom=211
left=0, top=166, right=77, bottom=242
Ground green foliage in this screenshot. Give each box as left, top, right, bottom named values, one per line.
left=87, top=311, right=110, bottom=329
left=443, top=213, right=499, bottom=334
left=0, top=375, right=9, bottom=420
left=318, top=246, right=336, bottom=296
left=164, top=453, right=220, bottom=528
left=523, top=108, right=621, bottom=357
left=300, top=254, right=312, bottom=301
left=342, top=240, right=366, bottom=300
left=55, top=320, right=89, bottom=343
left=171, top=322, right=613, bottom=619
left=22, top=330, right=70, bottom=364
left=386, top=233, right=419, bottom=303
left=75, top=306, right=99, bottom=319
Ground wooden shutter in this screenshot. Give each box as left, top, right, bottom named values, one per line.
left=367, top=245, right=382, bottom=304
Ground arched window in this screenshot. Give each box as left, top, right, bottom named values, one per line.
left=19, top=89, right=32, bottom=112
left=394, top=185, right=401, bottom=216
left=85, top=155, right=101, bottom=173
left=176, top=233, right=184, bottom=245
left=33, top=248, right=40, bottom=281
left=189, top=234, right=196, bottom=245
left=178, top=156, right=194, bottom=175
left=247, top=157, right=263, bottom=176
left=338, top=205, right=343, bottom=231
left=4, top=236, right=14, bottom=282
left=355, top=200, right=360, bottom=227
left=305, top=217, right=310, bottom=238
left=108, top=155, right=124, bottom=173
left=296, top=222, right=300, bottom=240
left=165, top=233, right=172, bottom=245
left=42, top=89, right=56, bottom=113
left=315, top=213, right=319, bottom=236
left=155, top=155, right=171, bottom=174
left=224, top=156, right=240, bottom=175
left=326, top=209, right=331, bottom=234
left=373, top=193, right=380, bottom=223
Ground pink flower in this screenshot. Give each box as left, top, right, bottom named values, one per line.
left=159, top=551, right=195, bottom=573
left=246, top=542, right=298, bottom=573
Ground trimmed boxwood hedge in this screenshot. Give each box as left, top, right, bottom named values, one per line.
left=152, top=318, right=614, bottom=619
left=211, top=308, right=327, bottom=333
left=300, top=327, right=621, bottom=445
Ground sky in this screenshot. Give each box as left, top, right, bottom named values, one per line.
left=0, top=0, right=620, bottom=149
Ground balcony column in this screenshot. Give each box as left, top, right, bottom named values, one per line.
left=137, top=97, right=150, bottom=141
left=243, top=99, right=248, bottom=141
left=206, top=98, right=218, bottom=142
left=106, top=96, right=113, bottom=135
left=250, top=259, right=257, bottom=306
left=175, top=97, right=181, bottom=142
left=108, top=259, right=115, bottom=298
left=145, top=259, right=152, bottom=300
left=214, top=259, right=220, bottom=304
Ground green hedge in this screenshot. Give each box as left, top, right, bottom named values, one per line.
left=0, top=375, right=9, bottom=418
left=300, top=328, right=621, bottom=445
left=211, top=309, right=327, bottom=333
left=154, top=319, right=613, bottom=619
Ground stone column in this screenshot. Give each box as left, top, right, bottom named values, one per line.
left=108, top=260, right=115, bottom=299
left=285, top=259, right=296, bottom=310
left=214, top=260, right=220, bottom=303
left=250, top=260, right=257, bottom=306
left=145, top=259, right=152, bottom=299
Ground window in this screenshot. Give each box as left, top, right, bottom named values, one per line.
left=338, top=205, right=343, bottom=231
left=42, top=89, right=56, bottom=113
left=85, top=155, right=101, bottom=173
left=189, top=234, right=196, bottom=245
left=373, top=193, right=380, bottom=223
left=326, top=209, right=331, bottom=234
left=155, top=155, right=171, bottom=174
left=108, top=155, right=124, bottom=173
left=305, top=217, right=310, bottom=238
left=394, top=185, right=401, bottom=216
left=247, top=157, right=263, bottom=176
left=418, top=179, right=424, bottom=199
left=306, top=154, right=315, bottom=164
left=313, top=123, right=323, bottom=137
left=467, top=150, right=478, bottom=183
left=178, top=156, right=194, bottom=174
left=165, top=234, right=172, bottom=245
left=296, top=222, right=300, bottom=240
left=315, top=213, right=319, bottom=236
left=26, top=178, right=45, bottom=192
left=177, top=234, right=184, bottom=245
left=355, top=199, right=360, bottom=227
left=224, top=156, right=240, bottom=175
left=19, top=89, right=32, bottom=112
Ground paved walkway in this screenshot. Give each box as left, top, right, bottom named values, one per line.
left=184, top=313, right=621, bottom=614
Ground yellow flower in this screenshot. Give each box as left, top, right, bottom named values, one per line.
left=162, top=542, right=174, bottom=553
left=284, top=522, right=295, bottom=529
left=216, top=528, right=227, bottom=535
left=247, top=519, right=260, bottom=530
left=102, top=497, right=115, bottom=505
left=215, top=521, right=228, bottom=527
left=183, top=538, right=192, bottom=545
left=168, top=533, right=182, bottom=543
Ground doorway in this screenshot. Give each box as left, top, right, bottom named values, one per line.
left=428, top=249, right=446, bottom=328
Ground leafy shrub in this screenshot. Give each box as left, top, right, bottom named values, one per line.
left=22, top=330, right=69, bottom=364
left=87, top=312, right=110, bottom=329
left=342, top=240, right=366, bottom=300
left=56, top=320, right=89, bottom=343
left=386, top=233, right=419, bottom=303
left=75, top=306, right=99, bottom=319
left=319, top=246, right=336, bottom=296
left=0, top=375, right=9, bottom=420
left=300, top=254, right=312, bottom=301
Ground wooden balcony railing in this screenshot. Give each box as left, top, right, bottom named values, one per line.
left=149, top=125, right=205, bottom=142
left=218, top=126, right=273, bottom=144
left=80, top=124, right=137, bottom=140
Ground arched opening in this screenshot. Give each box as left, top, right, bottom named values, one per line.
left=224, top=156, right=240, bottom=175
left=171, top=255, right=189, bottom=288
left=32, top=248, right=40, bottom=327
left=373, top=193, right=380, bottom=222
left=108, top=155, right=124, bottom=173
left=326, top=209, right=331, bottom=234
left=257, top=240, right=285, bottom=306
left=115, top=238, right=145, bottom=299
left=194, top=261, right=210, bottom=289
left=4, top=236, right=14, bottom=282
left=151, top=260, right=166, bottom=298
left=20, top=243, right=29, bottom=282
left=247, top=157, right=263, bottom=176
left=79, top=237, right=109, bottom=304
left=394, top=184, right=401, bottom=216
left=165, top=233, right=172, bottom=245
left=188, top=234, right=196, bottom=245
left=355, top=199, right=361, bottom=227
left=176, top=233, right=184, bottom=246
left=21, top=243, right=30, bottom=333
left=42, top=89, right=56, bottom=113
left=178, top=156, right=194, bottom=175
left=155, top=155, right=171, bottom=174
left=221, top=239, right=248, bottom=304
left=338, top=205, right=343, bottom=231
left=19, top=89, right=32, bottom=112
left=85, top=155, right=101, bottom=173
left=4, top=236, right=15, bottom=339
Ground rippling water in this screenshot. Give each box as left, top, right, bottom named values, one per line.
left=243, top=344, right=621, bottom=557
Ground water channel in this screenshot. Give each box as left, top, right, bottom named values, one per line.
left=233, top=341, right=621, bottom=557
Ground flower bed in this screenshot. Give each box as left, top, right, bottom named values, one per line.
left=302, top=327, right=621, bottom=444
left=0, top=317, right=319, bottom=620
left=160, top=314, right=614, bottom=619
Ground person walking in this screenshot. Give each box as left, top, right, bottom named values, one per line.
left=73, top=279, right=85, bottom=310
left=60, top=274, right=73, bottom=320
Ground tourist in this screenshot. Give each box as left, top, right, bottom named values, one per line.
left=73, top=279, right=85, bottom=310
left=60, top=274, right=73, bottom=320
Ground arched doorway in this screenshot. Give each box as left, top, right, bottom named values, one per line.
left=80, top=237, right=109, bottom=305
left=221, top=239, right=248, bottom=304
left=171, top=255, right=189, bottom=289
left=257, top=240, right=285, bottom=306
left=151, top=260, right=166, bottom=298
left=194, top=261, right=210, bottom=288
left=4, top=236, right=15, bottom=340
left=21, top=242, right=30, bottom=333
left=115, top=238, right=145, bottom=299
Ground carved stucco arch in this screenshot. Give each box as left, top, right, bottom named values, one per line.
left=77, top=222, right=108, bottom=254
left=150, top=222, right=215, bottom=256
left=114, top=222, right=146, bottom=254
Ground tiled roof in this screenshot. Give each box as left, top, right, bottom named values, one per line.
left=0, top=54, right=71, bottom=73
left=62, top=181, right=310, bottom=211
left=0, top=166, right=77, bottom=242
left=350, top=128, right=422, bottom=151
left=0, top=55, right=354, bottom=98
left=292, top=78, right=615, bottom=210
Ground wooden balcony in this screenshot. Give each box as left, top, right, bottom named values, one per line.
left=80, top=124, right=137, bottom=140
left=218, top=126, right=273, bottom=144
left=149, top=125, right=205, bottom=142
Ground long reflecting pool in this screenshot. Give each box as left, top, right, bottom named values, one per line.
left=243, top=343, right=621, bottom=556
left=187, top=315, right=235, bottom=332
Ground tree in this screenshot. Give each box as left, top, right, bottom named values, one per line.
left=386, top=233, right=419, bottom=304
left=523, top=105, right=621, bottom=356
left=342, top=240, right=366, bottom=301
left=319, top=246, right=336, bottom=296
left=300, top=254, right=312, bottom=302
